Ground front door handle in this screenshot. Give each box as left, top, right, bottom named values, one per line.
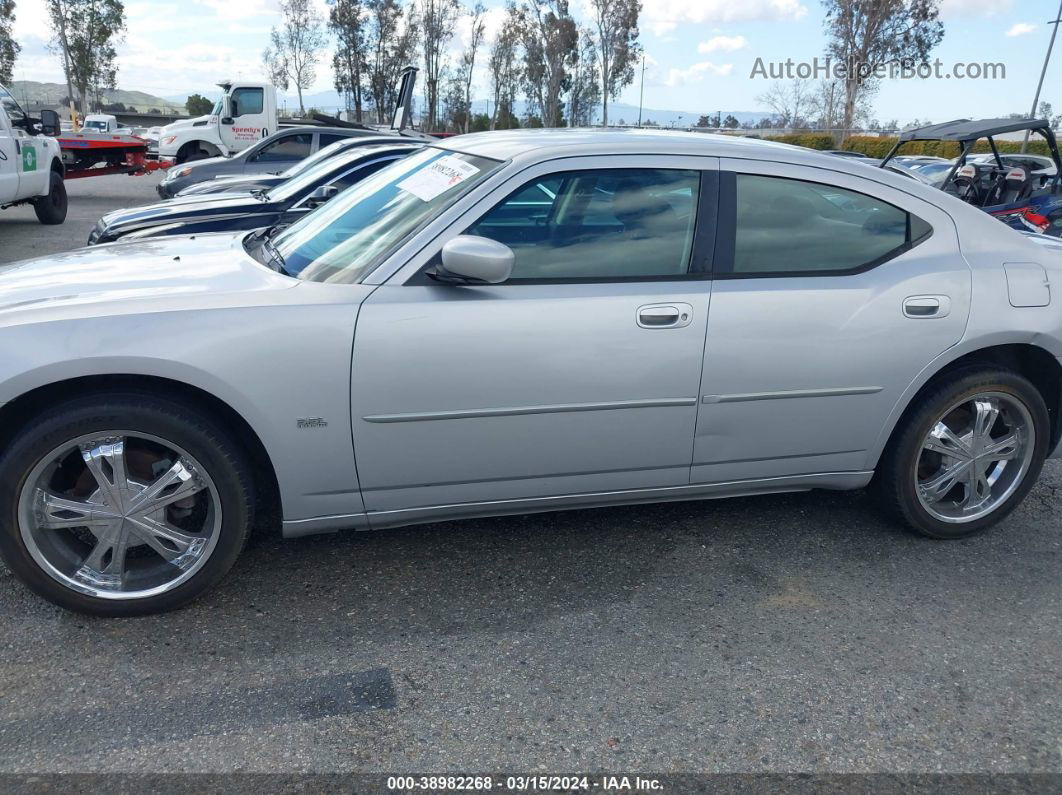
left=637, top=303, right=693, bottom=329
left=903, top=295, right=951, bottom=319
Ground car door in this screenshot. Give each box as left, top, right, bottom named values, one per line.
left=691, top=159, right=971, bottom=484
left=242, top=131, right=313, bottom=175
left=350, top=155, right=718, bottom=516
left=218, top=86, right=267, bottom=154
left=0, top=111, right=20, bottom=203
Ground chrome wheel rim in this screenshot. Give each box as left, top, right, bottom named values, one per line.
left=18, top=432, right=222, bottom=600
left=915, top=392, right=1035, bottom=524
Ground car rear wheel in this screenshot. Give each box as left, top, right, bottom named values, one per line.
left=33, top=170, right=67, bottom=225
left=0, top=394, right=254, bottom=615
left=874, top=367, right=1049, bottom=538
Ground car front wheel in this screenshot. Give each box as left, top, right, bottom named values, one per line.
left=0, top=393, right=254, bottom=615
left=875, top=367, right=1050, bottom=538
left=33, top=170, right=67, bottom=225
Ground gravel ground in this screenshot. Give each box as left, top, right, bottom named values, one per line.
left=0, top=175, right=1058, bottom=781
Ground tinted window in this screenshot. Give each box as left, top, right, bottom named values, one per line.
left=230, top=87, right=264, bottom=117
left=730, top=174, right=927, bottom=275
left=254, top=133, right=312, bottom=162
left=469, top=169, right=700, bottom=281
left=327, top=156, right=401, bottom=191
left=318, top=133, right=350, bottom=148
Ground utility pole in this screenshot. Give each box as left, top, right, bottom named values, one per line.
left=1023, top=0, right=1062, bottom=153
left=632, top=52, right=641, bottom=128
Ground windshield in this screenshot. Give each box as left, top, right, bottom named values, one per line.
left=265, top=150, right=373, bottom=203
left=272, top=147, right=500, bottom=282
left=279, top=139, right=357, bottom=178
left=212, top=99, right=223, bottom=116
left=0, top=84, right=26, bottom=121
left=84, top=120, right=108, bottom=130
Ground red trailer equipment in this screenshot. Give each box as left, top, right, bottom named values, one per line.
left=56, top=132, right=168, bottom=179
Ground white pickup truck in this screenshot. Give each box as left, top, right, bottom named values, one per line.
left=0, top=84, right=67, bottom=224
left=158, top=80, right=278, bottom=164
left=82, top=114, right=133, bottom=135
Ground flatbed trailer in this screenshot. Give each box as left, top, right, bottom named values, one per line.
left=56, top=131, right=168, bottom=179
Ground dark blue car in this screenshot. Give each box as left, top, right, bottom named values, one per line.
left=91, top=143, right=422, bottom=245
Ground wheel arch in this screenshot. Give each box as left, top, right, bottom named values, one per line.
left=175, top=140, right=221, bottom=163
left=0, top=374, right=282, bottom=534
left=870, top=341, right=1062, bottom=470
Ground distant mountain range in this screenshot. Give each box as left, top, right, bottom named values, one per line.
left=10, top=81, right=184, bottom=114
left=12, top=79, right=767, bottom=127
left=164, top=87, right=770, bottom=127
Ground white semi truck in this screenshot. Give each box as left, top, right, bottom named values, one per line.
left=157, top=68, right=419, bottom=165
left=157, top=80, right=279, bottom=164
left=0, top=84, right=67, bottom=225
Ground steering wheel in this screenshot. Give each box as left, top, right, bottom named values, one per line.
left=949, top=176, right=981, bottom=204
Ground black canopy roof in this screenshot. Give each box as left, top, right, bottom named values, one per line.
left=898, top=118, right=1052, bottom=142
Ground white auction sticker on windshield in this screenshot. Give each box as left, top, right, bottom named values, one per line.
left=398, top=155, right=480, bottom=201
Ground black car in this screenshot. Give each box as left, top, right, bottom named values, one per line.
left=91, top=143, right=422, bottom=244
left=174, top=135, right=412, bottom=197
left=154, top=127, right=391, bottom=199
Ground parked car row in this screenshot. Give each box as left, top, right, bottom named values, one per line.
left=0, top=125, right=1060, bottom=618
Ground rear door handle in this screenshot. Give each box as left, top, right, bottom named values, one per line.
left=903, top=295, right=951, bottom=319
left=637, top=303, right=693, bottom=329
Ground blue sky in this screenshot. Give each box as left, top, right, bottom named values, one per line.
left=7, top=0, right=1061, bottom=123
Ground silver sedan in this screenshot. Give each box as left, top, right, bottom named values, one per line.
left=0, top=129, right=1059, bottom=615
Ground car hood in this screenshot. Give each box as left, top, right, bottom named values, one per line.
left=0, top=233, right=295, bottom=321
left=99, top=193, right=274, bottom=231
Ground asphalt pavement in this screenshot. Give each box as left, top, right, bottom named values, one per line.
left=0, top=175, right=1058, bottom=781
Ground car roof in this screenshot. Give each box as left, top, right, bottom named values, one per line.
left=328, top=141, right=422, bottom=163
left=266, top=126, right=383, bottom=138
left=899, top=118, right=1052, bottom=142
left=436, top=127, right=849, bottom=165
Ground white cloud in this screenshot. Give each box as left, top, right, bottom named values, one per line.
left=1006, top=23, right=1037, bottom=38
left=192, top=0, right=273, bottom=22
left=663, top=61, right=733, bottom=87
left=698, top=35, right=747, bottom=54
left=642, top=0, right=806, bottom=37
left=938, top=0, right=1014, bottom=20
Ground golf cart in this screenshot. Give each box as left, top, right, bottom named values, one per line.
left=880, top=118, right=1062, bottom=236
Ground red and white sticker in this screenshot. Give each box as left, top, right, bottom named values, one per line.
left=398, top=155, right=479, bottom=201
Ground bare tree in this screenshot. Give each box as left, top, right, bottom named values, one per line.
left=823, top=0, right=943, bottom=143
left=567, top=29, right=600, bottom=126
left=329, top=0, right=367, bottom=122
left=456, top=3, right=487, bottom=133
left=521, top=0, right=577, bottom=127
left=419, top=0, right=460, bottom=131
left=364, top=0, right=418, bottom=123
left=487, top=4, right=522, bottom=129
left=263, top=0, right=327, bottom=116
left=756, top=80, right=812, bottom=129
left=588, top=0, right=639, bottom=127
left=46, top=0, right=125, bottom=114
left=0, top=0, right=18, bottom=86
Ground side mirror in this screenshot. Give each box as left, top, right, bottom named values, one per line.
left=306, top=184, right=339, bottom=207
left=39, top=109, right=60, bottom=137
left=437, top=235, right=514, bottom=284
left=221, top=117, right=234, bottom=125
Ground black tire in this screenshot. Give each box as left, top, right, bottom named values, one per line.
left=33, top=170, right=67, bottom=225
left=0, top=393, right=254, bottom=616
left=873, top=366, right=1050, bottom=539
left=176, top=146, right=209, bottom=165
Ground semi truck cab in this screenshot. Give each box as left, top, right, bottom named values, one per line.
left=158, top=80, right=277, bottom=164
